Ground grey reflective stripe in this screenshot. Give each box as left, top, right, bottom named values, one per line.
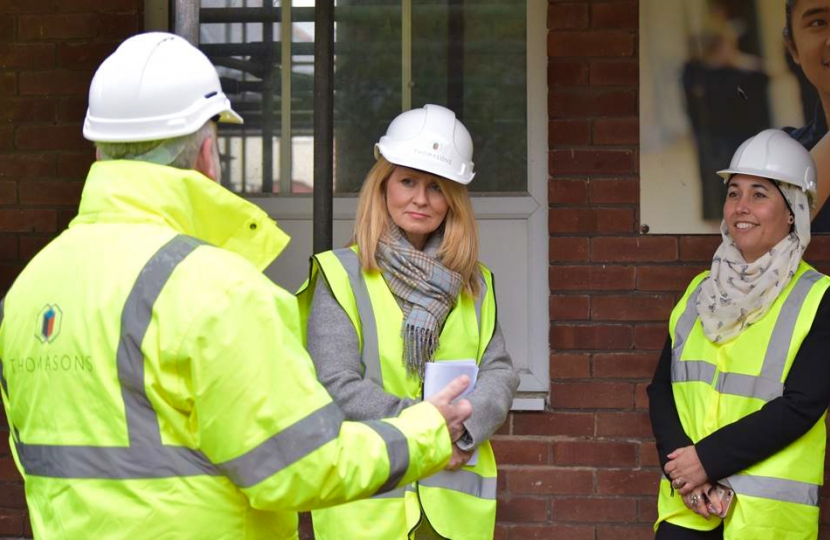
left=760, top=270, right=822, bottom=382
left=17, top=442, right=218, bottom=479
left=712, top=270, right=822, bottom=401
left=219, top=401, right=345, bottom=488
left=474, top=275, right=485, bottom=335
left=672, top=360, right=716, bottom=385
left=13, top=236, right=349, bottom=482
left=673, top=271, right=824, bottom=401
left=371, top=483, right=416, bottom=499
left=715, top=372, right=783, bottom=402
left=119, top=235, right=203, bottom=447
left=419, top=470, right=497, bottom=500
left=363, top=420, right=410, bottom=494
left=331, top=249, right=383, bottom=387
left=15, top=235, right=221, bottom=479
left=726, top=475, right=820, bottom=506
left=670, top=284, right=702, bottom=383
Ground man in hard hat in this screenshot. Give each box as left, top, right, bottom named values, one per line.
left=0, top=32, right=472, bottom=539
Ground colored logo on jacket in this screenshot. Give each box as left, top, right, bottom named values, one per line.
left=36, top=304, right=62, bottom=344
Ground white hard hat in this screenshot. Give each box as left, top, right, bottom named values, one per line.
left=374, top=104, right=475, bottom=185
left=717, top=129, right=816, bottom=199
left=83, top=32, right=242, bottom=143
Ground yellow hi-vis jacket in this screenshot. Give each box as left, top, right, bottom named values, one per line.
left=657, top=262, right=829, bottom=539
left=0, top=161, right=454, bottom=540
left=298, top=247, right=498, bottom=540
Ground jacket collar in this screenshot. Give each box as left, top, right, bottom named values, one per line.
left=71, top=160, right=290, bottom=271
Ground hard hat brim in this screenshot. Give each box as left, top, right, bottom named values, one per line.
left=218, top=108, right=243, bottom=125
left=717, top=167, right=801, bottom=188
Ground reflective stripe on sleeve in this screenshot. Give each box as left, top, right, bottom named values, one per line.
left=362, top=419, right=410, bottom=495
left=419, top=470, right=497, bottom=500
left=218, top=401, right=345, bottom=488
left=726, top=475, right=820, bottom=507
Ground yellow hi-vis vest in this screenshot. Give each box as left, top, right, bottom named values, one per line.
left=0, top=161, right=454, bottom=540
left=657, top=261, right=829, bottom=539
left=299, top=247, right=498, bottom=540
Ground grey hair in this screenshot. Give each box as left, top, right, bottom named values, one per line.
left=95, top=122, right=216, bottom=170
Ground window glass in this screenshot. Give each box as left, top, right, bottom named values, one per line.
left=199, top=0, right=526, bottom=194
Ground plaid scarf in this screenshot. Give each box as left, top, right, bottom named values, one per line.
left=376, top=226, right=463, bottom=379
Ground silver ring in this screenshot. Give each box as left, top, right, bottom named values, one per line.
left=690, top=494, right=699, bottom=505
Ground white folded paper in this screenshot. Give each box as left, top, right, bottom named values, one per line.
left=423, top=359, right=479, bottom=466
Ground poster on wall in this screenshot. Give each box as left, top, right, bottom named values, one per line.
left=639, top=0, right=825, bottom=234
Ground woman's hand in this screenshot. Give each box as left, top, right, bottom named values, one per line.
left=664, top=445, right=708, bottom=495
left=445, top=444, right=474, bottom=471
left=682, top=481, right=715, bottom=519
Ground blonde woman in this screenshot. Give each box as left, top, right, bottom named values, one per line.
left=298, top=104, right=518, bottom=540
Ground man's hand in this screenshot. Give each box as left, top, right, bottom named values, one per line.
left=426, top=375, right=472, bottom=442
left=665, top=445, right=708, bottom=495
left=446, top=444, right=474, bottom=471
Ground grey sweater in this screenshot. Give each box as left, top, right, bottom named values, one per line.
left=307, top=276, right=519, bottom=450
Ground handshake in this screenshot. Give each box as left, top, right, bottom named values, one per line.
left=425, top=375, right=473, bottom=443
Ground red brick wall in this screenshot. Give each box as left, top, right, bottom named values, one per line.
left=0, top=0, right=141, bottom=536
left=487, top=2, right=830, bottom=539
left=4, top=1, right=830, bottom=539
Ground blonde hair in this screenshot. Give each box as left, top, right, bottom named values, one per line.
left=353, top=156, right=481, bottom=297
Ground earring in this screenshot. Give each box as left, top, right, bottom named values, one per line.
left=788, top=215, right=795, bottom=224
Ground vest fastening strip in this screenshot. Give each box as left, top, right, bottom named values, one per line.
left=726, top=475, right=820, bottom=506
left=362, top=420, right=410, bottom=495
left=3, top=235, right=348, bottom=483
left=332, top=249, right=383, bottom=387
left=419, top=470, right=497, bottom=500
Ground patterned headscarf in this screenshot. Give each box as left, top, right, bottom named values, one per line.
left=376, top=225, right=462, bottom=378
left=696, top=181, right=811, bottom=343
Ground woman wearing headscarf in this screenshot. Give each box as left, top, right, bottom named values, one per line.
left=648, top=129, right=830, bottom=539
left=298, top=104, right=519, bottom=540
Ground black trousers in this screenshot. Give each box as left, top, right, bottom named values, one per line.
left=656, top=521, right=724, bottom=539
